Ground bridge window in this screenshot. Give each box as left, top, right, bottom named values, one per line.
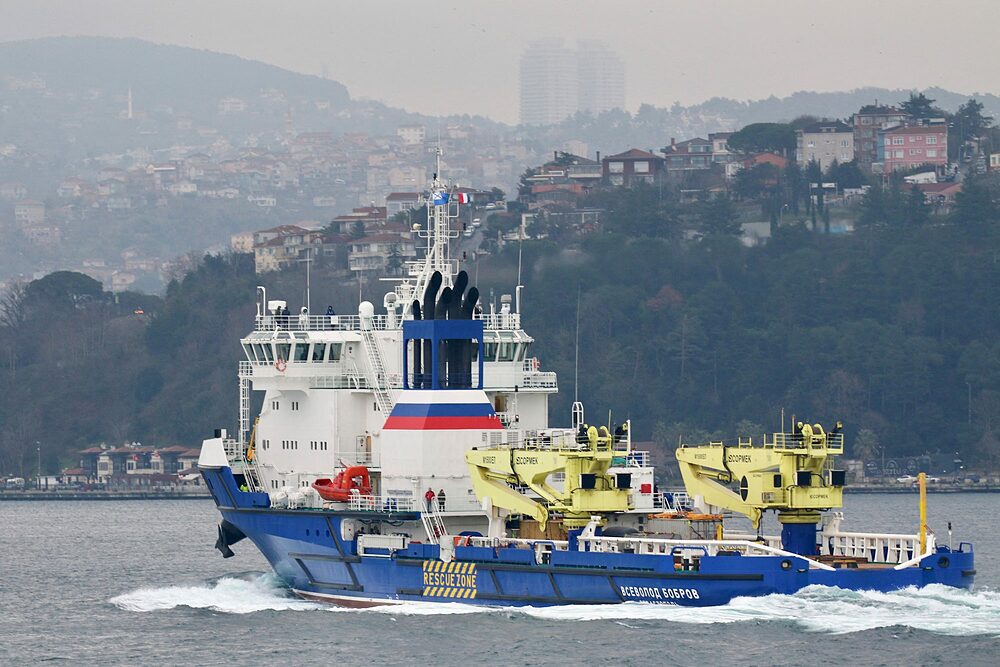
left=483, top=339, right=498, bottom=362
left=311, top=343, right=326, bottom=362
left=242, top=344, right=254, bottom=362
left=275, top=343, right=291, bottom=363
left=328, top=343, right=343, bottom=362
left=260, top=344, right=274, bottom=362
left=498, top=331, right=516, bottom=362
left=293, top=343, right=309, bottom=362
left=515, top=343, right=526, bottom=362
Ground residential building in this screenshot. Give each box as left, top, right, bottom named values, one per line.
left=348, top=233, right=417, bottom=275
left=662, top=137, right=714, bottom=172
left=386, top=192, right=420, bottom=217
left=327, top=206, right=388, bottom=236
left=78, top=443, right=202, bottom=485
left=252, top=224, right=324, bottom=273
left=876, top=122, right=948, bottom=174
left=14, top=200, right=45, bottom=228
left=576, top=40, right=625, bottom=116
left=914, top=182, right=962, bottom=206
left=397, top=125, right=426, bottom=146
left=519, top=41, right=577, bottom=125
left=0, top=182, right=28, bottom=200
left=602, top=149, right=666, bottom=186
left=989, top=152, right=1000, bottom=172
left=522, top=153, right=602, bottom=207
left=230, top=231, right=254, bottom=253
left=796, top=120, right=855, bottom=171
left=853, top=105, right=909, bottom=171
left=217, top=97, right=247, bottom=114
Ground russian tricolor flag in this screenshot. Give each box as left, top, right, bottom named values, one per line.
left=384, top=390, right=503, bottom=430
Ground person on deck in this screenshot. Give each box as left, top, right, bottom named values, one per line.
left=424, top=487, right=435, bottom=511
left=437, top=488, right=447, bottom=512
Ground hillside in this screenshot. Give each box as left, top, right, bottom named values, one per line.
left=0, top=36, right=350, bottom=111
left=3, top=178, right=1000, bottom=477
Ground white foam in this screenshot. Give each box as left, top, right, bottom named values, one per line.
left=110, top=577, right=1000, bottom=636
left=514, top=585, right=1000, bottom=636
left=110, top=574, right=323, bottom=614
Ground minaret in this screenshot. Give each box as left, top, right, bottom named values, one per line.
left=127, top=87, right=134, bottom=120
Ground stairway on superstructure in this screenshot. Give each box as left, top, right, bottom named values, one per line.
left=360, top=322, right=394, bottom=418
left=421, top=504, right=449, bottom=541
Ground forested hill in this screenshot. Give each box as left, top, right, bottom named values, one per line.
left=2, top=197, right=1000, bottom=475
left=0, top=37, right=350, bottom=113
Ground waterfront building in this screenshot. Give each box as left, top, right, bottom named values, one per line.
left=876, top=122, right=948, bottom=174
left=796, top=120, right=855, bottom=171
left=853, top=105, right=909, bottom=171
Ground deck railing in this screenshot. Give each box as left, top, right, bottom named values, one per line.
left=254, top=311, right=523, bottom=333
left=347, top=494, right=417, bottom=512
left=819, top=529, right=932, bottom=565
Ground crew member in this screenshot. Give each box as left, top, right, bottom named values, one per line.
left=424, top=487, right=436, bottom=511
left=437, top=488, right=447, bottom=512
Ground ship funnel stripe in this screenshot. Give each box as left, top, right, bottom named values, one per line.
left=389, top=403, right=496, bottom=418
left=384, top=415, right=503, bottom=430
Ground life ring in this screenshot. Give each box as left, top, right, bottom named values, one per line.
left=275, top=358, right=287, bottom=372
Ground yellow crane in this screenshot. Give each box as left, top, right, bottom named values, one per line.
left=674, top=421, right=846, bottom=554
left=465, top=424, right=633, bottom=529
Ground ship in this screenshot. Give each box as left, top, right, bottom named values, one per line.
left=198, top=160, right=974, bottom=607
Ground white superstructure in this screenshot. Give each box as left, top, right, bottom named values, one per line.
left=232, top=165, right=557, bottom=516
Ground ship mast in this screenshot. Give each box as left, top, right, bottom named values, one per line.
left=398, top=147, right=460, bottom=315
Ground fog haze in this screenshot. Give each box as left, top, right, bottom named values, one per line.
left=2, top=0, right=998, bottom=123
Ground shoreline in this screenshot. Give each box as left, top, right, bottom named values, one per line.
left=4, top=485, right=1000, bottom=501
left=0, top=490, right=211, bottom=501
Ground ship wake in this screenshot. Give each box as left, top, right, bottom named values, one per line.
left=513, top=585, right=1000, bottom=636
left=110, top=573, right=323, bottom=614
left=110, top=578, right=1000, bottom=636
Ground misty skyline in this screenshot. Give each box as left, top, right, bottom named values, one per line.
left=2, top=0, right=1000, bottom=124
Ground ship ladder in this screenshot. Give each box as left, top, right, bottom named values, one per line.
left=421, top=504, right=449, bottom=542
left=360, top=325, right=393, bottom=418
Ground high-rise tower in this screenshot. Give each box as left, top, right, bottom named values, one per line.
left=518, top=41, right=625, bottom=126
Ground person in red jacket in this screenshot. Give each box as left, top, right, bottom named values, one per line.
left=424, top=487, right=435, bottom=511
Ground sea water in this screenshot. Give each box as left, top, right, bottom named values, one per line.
left=2, top=495, right=998, bottom=666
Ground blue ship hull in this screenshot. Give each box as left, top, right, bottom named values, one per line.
left=203, top=467, right=975, bottom=607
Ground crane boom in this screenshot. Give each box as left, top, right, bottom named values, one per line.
left=674, top=421, right=846, bottom=537
left=466, top=424, right=633, bottom=529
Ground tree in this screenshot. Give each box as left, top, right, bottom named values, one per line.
left=953, top=176, right=998, bottom=226
left=826, top=160, right=866, bottom=190
left=727, top=123, right=796, bottom=156
left=732, top=163, right=780, bottom=200
left=385, top=244, right=403, bottom=275
left=905, top=185, right=930, bottom=225
left=0, top=281, right=28, bottom=330
left=953, top=98, right=994, bottom=143
left=853, top=428, right=881, bottom=461
left=350, top=221, right=366, bottom=239
left=697, top=194, right=741, bottom=236
left=900, top=92, right=943, bottom=119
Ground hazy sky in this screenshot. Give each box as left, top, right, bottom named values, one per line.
left=2, top=0, right=999, bottom=123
